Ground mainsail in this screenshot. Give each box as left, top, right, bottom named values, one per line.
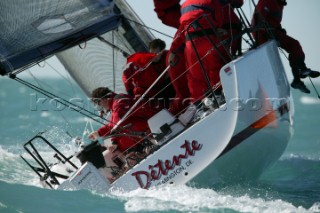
left=0, top=0, right=155, bottom=96
left=0, top=0, right=119, bottom=75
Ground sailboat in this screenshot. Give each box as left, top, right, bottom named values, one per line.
left=0, top=0, right=293, bottom=192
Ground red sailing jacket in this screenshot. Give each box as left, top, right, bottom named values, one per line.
left=170, top=0, right=226, bottom=53
left=97, top=93, right=157, bottom=152
left=252, top=0, right=284, bottom=29
left=122, top=52, right=171, bottom=99
left=153, top=0, right=181, bottom=28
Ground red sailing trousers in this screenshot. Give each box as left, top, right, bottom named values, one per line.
left=153, top=0, right=191, bottom=114
left=252, top=0, right=306, bottom=76
left=185, top=35, right=229, bottom=102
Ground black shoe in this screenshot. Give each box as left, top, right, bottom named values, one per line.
left=300, top=68, right=320, bottom=78
left=291, top=80, right=310, bottom=94
left=309, top=70, right=320, bottom=78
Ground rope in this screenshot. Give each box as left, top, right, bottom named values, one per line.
left=125, top=17, right=174, bottom=39
left=11, top=75, right=107, bottom=126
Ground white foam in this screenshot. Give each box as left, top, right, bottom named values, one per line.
left=0, top=202, right=7, bottom=209
left=40, top=111, right=51, bottom=117
left=281, top=153, right=320, bottom=161
left=0, top=146, right=39, bottom=186
left=309, top=203, right=320, bottom=212
left=0, top=129, right=81, bottom=188
left=111, top=185, right=311, bottom=213
left=300, top=96, right=320, bottom=105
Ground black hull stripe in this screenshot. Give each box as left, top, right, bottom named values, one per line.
left=217, top=103, right=290, bottom=158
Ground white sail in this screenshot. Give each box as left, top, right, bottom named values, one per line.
left=56, top=0, right=156, bottom=96
left=56, top=33, right=128, bottom=96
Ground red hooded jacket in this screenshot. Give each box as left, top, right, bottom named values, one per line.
left=170, top=0, right=227, bottom=53
left=122, top=52, right=174, bottom=101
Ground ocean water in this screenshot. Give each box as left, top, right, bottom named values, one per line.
left=1, top=76, right=320, bottom=213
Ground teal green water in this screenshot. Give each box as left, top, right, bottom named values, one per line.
left=0, top=77, right=320, bottom=213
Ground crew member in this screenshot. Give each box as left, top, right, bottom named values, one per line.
left=169, top=0, right=232, bottom=104
left=252, top=0, right=320, bottom=93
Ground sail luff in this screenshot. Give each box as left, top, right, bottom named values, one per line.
left=114, top=0, right=155, bottom=48
left=56, top=0, right=156, bottom=97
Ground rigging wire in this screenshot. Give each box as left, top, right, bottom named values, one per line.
left=235, top=7, right=256, bottom=47
left=23, top=69, right=80, bottom=135
left=112, top=31, right=116, bottom=92
left=115, top=31, right=134, bottom=55
left=111, top=21, right=228, bottom=127
left=27, top=70, right=76, bottom=99
left=251, top=0, right=320, bottom=98
left=45, top=60, right=78, bottom=96
left=278, top=49, right=320, bottom=99
left=10, top=75, right=108, bottom=126
left=28, top=59, right=86, bottom=135
left=81, top=119, right=92, bottom=143
left=116, top=36, right=224, bottom=130
left=97, top=35, right=129, bottom=57
left=125, top=17, right=173, bottom=39
left=10, top=74, right=139, bottom=136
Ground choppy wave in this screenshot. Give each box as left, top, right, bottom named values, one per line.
left=113, top=185, right=314, bottom=213
left=1, top=138, right=320, bottom=213
left=0, top=146, right=39, bottom=187
left=300, top=96, right=320, bottom=105
left=1, top=180, right=319, bottom=213
left=1, top=77, right=320, bottom=213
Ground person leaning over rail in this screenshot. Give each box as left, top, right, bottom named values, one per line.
left=251, top=0, right=320, bottom=94
left=89, top=87, right=158, bottom=180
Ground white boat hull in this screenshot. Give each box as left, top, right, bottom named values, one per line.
left=58, top=41, right=293, bottom=192
left=191, top=40, right=293, bottom=186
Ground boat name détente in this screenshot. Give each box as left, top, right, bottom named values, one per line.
left=131, top=140, right=202, bottom=189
